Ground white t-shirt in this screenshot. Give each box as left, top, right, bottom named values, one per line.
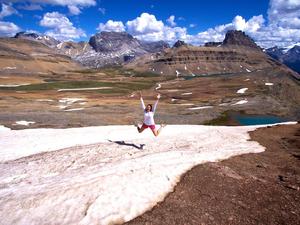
left=140, top=97, right=159, bottom=125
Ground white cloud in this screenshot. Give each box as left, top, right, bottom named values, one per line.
left=126, top=13, right=164, bottom=35
left=0, top=3, right=18, bottom=19
left=0, top=21, right=20, bottom=36
left=68, top=5, right=81, bottom=15
left=189, top=15, right=265, bottom=46
left=166, top=15, right=176, bottom=27
left=189, top=24, right=196, bottom=28
left=125, top=13, right=188, bottom=43
left=122, top=1, right=299, bottom=48
left=268, top=0, right=300, bottom=28
left=40, top=12, right=86, bottom=40
left=98, top=20, right=125, bottom=32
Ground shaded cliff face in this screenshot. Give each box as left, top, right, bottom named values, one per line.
left=266, top=45, right=300, bottom=75
left=140, top=40, right=170, bottom=53
left=173, top=40, right=187, bottom=48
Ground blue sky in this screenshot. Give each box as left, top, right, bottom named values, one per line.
left=0, top=0, right=299, bottom=48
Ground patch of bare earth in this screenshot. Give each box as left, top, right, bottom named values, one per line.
left=125, top=123, right=300, bottom=225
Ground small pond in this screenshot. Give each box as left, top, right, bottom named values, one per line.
left=206, top=111, right=290, bottom=126
left=231, top=112, right=289, bottom=125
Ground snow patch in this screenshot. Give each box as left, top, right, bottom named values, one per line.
left=64, top=108, right=84, bottom=112
left=56, top=43, right=63, bottom=49
left=15, top=121, right=35, bottom=126
left=0, top=84, right=30, bottom=87
left=37, top=99, right=54, bottom=102
left=188, top=106, right=213, bottom=110
left=237, top=88, right=248, bottom=94
left=0, top=125, right=10, bottom=131
left=246, top=69, right=251, bottom=73
left=155, top=83, right=161, bottom=90
left=166, top=89, right=179, bottom=92
left=0, top=123, right=297, bottom=225
left=232, top=100, right=248, bottom=105
left=265, top=83, right=274, bottom=86
left=181, top=92, right=192, bottom=95
left=59, top=98, right=85, bottom=104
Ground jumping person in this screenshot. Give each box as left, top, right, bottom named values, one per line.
left=135, top=91, right=165, bottom=137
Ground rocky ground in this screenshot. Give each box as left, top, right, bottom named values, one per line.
left=125, top=123, right=300, bottom=225
left=0, top=67, right=299, bottom=130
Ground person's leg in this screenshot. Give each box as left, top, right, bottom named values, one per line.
left=151, top=124, right=165, bottom=137
left=136, top=124, right=147, bottom=133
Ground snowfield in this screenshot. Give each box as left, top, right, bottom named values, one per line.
left=0, top=123, right=296, bottom=225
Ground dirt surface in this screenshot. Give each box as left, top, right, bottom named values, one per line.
left=1, top=68, right=299, bottom=129
left=125, top=123, right=300, bottom=225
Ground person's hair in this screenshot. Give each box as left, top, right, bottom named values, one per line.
left=146, top=104, right=153, bottom=112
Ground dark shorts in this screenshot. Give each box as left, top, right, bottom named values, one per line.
left=141, top=123, right=156, bottom=130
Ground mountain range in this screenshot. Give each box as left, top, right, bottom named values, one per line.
left=265, top=45, right=300, bottom=74
left=5, top=30, right=300, bottom=79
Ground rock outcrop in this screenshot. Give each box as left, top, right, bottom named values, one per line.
left=222, top=30, right=260, bottom=49
left=173, top=40, right=187, bottom=48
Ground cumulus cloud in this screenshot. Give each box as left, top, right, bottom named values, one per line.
left=125, top=13, right=188, bottom=42
left=0, top=3, right=18, bottom=19
left=189, top=15, right=265, bottom=46
left=40, top=12, right=86, bottom=40
left=98, top=20, right=125, bottom=32
left=121, top=1, right=299, bottom=48
left=166, top=15, right=176, bottom=27
left=126, top=13, right=164, bottom=35
left=0, top=21, right=20, bottom=36
left=268, top=0, right=300, bottom=29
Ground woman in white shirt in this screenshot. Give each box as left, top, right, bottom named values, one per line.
left=135, top=91, right=165, bottom=136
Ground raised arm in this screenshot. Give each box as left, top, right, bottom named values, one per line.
left=153, top=94, right=160, bottom=113
left=138, top=92, right=145, bottom=110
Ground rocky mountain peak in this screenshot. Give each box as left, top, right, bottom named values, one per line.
left=173, top=40, right=187, bottom=48
left=88, top=31, right=141, bottom=53
left=222, top=30, right=260, bottom=49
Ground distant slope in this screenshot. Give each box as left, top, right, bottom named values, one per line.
left=0, top=37, right=82, bottom=74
